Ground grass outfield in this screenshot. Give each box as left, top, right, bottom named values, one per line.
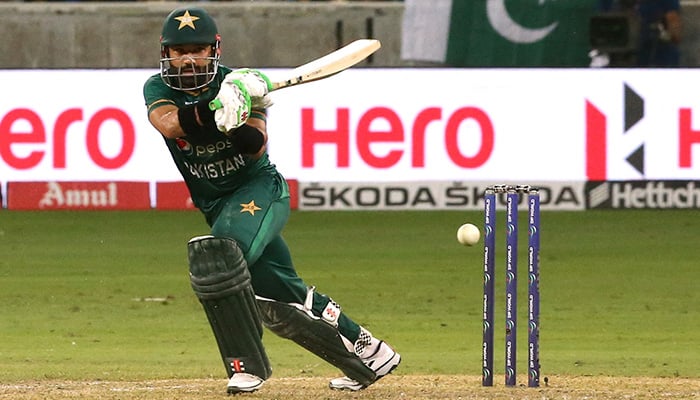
left=0, top=210, right=698, bottom=398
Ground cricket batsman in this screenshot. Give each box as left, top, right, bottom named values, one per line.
left=142, top=7, right=400, bottom=394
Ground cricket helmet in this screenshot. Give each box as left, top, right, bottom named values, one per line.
left=160, top=7, right=221, bottom=90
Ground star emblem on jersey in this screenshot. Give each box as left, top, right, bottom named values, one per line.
left=240, top=200, right=262, bottom=216
left=174, top=10, right=200, bottom=30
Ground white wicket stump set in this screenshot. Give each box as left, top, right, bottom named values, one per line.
left=482, top=185, right=540, bottom=387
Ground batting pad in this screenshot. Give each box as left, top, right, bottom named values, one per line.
left=257, top=297, right=376, bottom=386
left=188, top=236, right=272, bottom=380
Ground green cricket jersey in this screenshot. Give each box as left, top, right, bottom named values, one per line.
left=143, top=66, right=278, bottom=217
left=143, top=67, right=364, bottom=346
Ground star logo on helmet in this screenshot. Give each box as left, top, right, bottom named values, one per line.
left=174, top=10, right=200, bottom=30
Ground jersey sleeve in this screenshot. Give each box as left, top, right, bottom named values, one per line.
left=143, top=74, right=176, bottom=114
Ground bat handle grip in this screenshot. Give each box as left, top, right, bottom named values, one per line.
left=208, top=99, right=223, bottom=111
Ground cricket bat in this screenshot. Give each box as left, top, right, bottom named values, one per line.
left=209, top=39, right=380, bottom=111
left=270, top=39, right=381, bottom=90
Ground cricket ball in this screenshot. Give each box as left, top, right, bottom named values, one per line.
left=457, top=223, right=480, bottom=246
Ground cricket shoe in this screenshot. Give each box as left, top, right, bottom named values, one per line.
left=329, top=341, right=401, bottom=391
left=227, top=373, right=264, bottom=394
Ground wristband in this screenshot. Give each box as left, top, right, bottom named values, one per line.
left=228, top=124, right=265, bottom=154
left=177, top=101, right=216, bottom=136
left=195, top=100, right=216, bottom=128
left=177, top=105, right=201, bottom=136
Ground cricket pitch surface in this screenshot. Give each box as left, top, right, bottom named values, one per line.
left=2, top=375, right=698, bottom=400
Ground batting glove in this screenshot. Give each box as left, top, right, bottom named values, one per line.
left=210, top=80, right=251, bottom=133
left=225, top=69, right=274, bottom=109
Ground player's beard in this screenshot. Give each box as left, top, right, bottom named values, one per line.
left=168, top=63, right=212, bottom=90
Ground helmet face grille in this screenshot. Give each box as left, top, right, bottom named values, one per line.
left=160, top=54, right=220, bottom=91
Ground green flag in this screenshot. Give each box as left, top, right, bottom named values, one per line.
left=402, top=0, right=597, bottom=67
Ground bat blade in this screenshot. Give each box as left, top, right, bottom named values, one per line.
left=270, top=39, right=381, bottom=91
